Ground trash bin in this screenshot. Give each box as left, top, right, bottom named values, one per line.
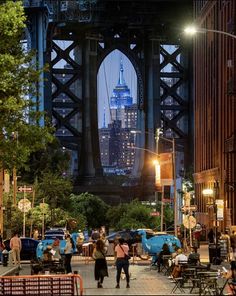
left=2, top=250, right=9, bottom=267
left=208, top=243, right=221, bottom=264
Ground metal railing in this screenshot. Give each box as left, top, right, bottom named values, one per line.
left=0, top=274, right=83, bottom=295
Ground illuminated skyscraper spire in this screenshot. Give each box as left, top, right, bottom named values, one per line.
left=117, top=57, right=126, bottom=86
left=110, top=56, right=132, bottom=112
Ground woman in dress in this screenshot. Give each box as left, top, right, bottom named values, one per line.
left=92, top=239, right=108, bottom=288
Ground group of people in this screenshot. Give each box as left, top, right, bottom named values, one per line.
left=208, top=228, right=236, bottom=262
left=92, top=235, right=130, bottom=289
left=43, top=234, right=75, bottom=274
left=156, top=244, right=200, bottom=277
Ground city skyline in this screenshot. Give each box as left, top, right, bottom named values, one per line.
left=97, top=49, right=137, bottom=128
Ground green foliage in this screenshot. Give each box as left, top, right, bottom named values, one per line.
left=0, top=1, right=54, bottom=171
left=183, top=166, right=194, bottom=192
left=36, top=173, right=73, bottom=209
left=69, top=193, right=110, bottom=230
left=20, top=138, right=71, bottom=183
left=106, top=200, right=159, bottom=230
left=28, top=204, right=51, bottom=229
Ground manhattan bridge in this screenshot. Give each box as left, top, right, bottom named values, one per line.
left=23, top=0, right=193, bottom=204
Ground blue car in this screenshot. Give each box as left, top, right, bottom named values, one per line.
left=4, top=237, right=39, bottom=261
left=36, top=230, right=78, bottom=259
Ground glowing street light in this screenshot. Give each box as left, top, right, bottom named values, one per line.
left=202, top=187, right=220, bottom=264
left=184, top=25, right=236, bottom=39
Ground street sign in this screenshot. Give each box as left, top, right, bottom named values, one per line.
left=183, top=215, right=196, bottom=229
left=181, top=205, right=197, bottom=212
left=18, top=198, right=31, bottom=213
left=17, top=186, right=33, bottom=193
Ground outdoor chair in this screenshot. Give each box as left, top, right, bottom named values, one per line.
left=160, top=255, right=172, bottom=275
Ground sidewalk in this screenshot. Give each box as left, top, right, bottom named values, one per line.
left=0, top=243, right=231, bottom=295
left=0, top=265, right=20, bottom=276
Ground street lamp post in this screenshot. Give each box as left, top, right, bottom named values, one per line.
left=184, top=26, right=236, bottom=39
left=131, top=129, right=177, bottom=236
left=159, top=136, right=177, bottom=237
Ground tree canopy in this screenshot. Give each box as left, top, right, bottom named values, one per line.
left=69, top=193, right=110, bottom=230
left=0, top=1, right=54, bottom=171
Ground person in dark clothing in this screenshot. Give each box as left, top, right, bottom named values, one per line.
left=92, top=239, right=108, bottom=288
left=208, top=228, right=215, bottom=243
left=157, top=243, right=171, bottom=272
left=188, top=247, right=200, bottom=265
left=64, top=235, right=74, bottom=274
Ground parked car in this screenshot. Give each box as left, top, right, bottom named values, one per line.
left=106, top=230, right=141, bottom=247
left=106, top=229, right=156, bottom=247
left=4, top=237, right=39, bottom=261
left=44, top=228, right=66, bottom=240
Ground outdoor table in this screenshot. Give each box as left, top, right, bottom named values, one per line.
left=192, top=271, right=228, bottom=295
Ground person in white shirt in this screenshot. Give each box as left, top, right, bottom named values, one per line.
left=174, top=249, right=188, bottom=265
left=171, top=248, right=188, bottom=278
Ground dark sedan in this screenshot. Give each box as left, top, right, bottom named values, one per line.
left=4, top=237, right=39, bottom=261
left=106, top=230, right=141, bottom=247
left=106, top=229, right=156, bottom=246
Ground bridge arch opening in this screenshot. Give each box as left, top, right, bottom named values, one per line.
left=97, top=49, right=138, bottom=177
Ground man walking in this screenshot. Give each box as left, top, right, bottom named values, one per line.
left=10, top=232, right=22, bottom=267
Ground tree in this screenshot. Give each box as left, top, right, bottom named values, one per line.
left=0, top=1, right=54, bottom=172
left=106, top=200, right=159, bottom=230
left=20, top=138, right=71, bottom=183
left=69, top=193, right=110, bottom=231
left=36, top=173, right=73, bottom=226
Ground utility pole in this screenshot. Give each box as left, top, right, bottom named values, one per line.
left=172, top=138, right=177, bottom=237
left=13, top=167, right=17, bottom=206
left=0, top=169, right=3, bottom=236
left=155, top=128, right=163, bottom=230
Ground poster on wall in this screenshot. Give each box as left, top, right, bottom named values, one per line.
left=216, top=199, right=224, bottom=221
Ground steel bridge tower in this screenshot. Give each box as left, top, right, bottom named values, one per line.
left=24, top=0, right=193, bottom=202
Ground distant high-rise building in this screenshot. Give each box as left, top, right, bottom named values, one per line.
left=99, top=58, right=137, bottom=174
left=110, top=58, right=134, bottom=127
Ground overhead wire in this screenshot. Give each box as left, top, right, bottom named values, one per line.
left=103, top=54, right=113, bottom=123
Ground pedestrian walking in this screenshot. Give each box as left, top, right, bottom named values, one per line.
left=208, top=228, right=215, bottom=244
left=114, top=238, right=130, bottom=289
left=92, top=239, right=108, bottom=288
left=193, top=229, right=201, bottom=249
left=10, top=232, right=21, bottom=267
left=230, top=231, right=236, bottom=260
left=64, top=234, right=74, bottom=274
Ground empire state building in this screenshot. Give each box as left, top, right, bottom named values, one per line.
left=99, top=59, right=137, bottom=174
